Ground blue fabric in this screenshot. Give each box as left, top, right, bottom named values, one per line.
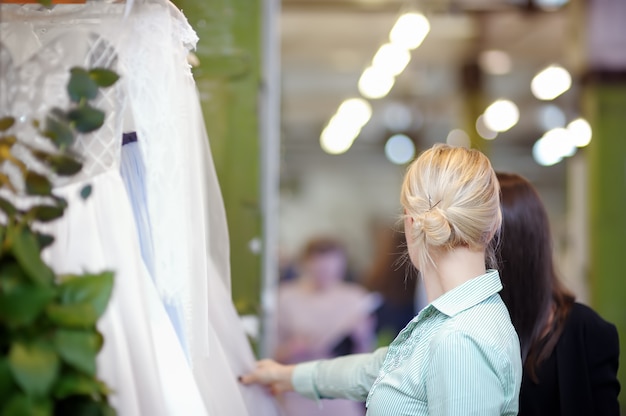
left=120, top=136, right=154, bottom=276
left=120, top=135, right=189, bottom=358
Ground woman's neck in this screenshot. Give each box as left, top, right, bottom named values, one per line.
left=420, top=246, right=487, bottom=303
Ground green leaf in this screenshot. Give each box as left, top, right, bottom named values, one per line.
left=49, top=108, right=67, bottom=121
left=0, top=260, right=32, bottom=286
left=2, top=394, right=52, bottom=416
left=0, top=196, right=17, bottom=218
left=67, top=68, right=98, bottom=103
left=80, top=184, right=92, bottom=200
left=0, top=357, right=16, bottom=404
left=0, top=135, right=17, bottom=147
left=102, top=403, right=116, bottom=416
left=53, top=371, right=104, bottom=399
left=28, top=148, right=51, bottom=163
left=53, top=330, right=99, bottom=376
left=0, top=261, right=24, bottom=292
left=52, top=195, right=68, bottom=210
left=0, top=283, right=55, bottom=328
left=26, top=205, right=64, bottom=223
left=25, top=171, right=52, bottom=196
left=32, top=400, right=52, bottom=416
left=28, top=150, right=82, bottom=177
left=88, top=68, right=119, bottom=88
left=53, top=369, right=111, bottom=400
left=67, top=105, right=105, bottom=133
left=44, top=116, right=74, bottom=148
left=58, top=272, right=114, bottom=318
left=48, top=154, right=82, bottom=176
left=0, top=117, right=15, bottom=132
left=46, top=303, right=98, bottom=329
left=0, top=172, right=16, bottom=193
left=2, top=394, right=32, bottom=416
left=9, top=226, right=55, bottom=285
left=8, top=343, right=59, bottom=397
left=35, top=232, right=55, bottom=250
left=94, top=330, right=104, bottom=352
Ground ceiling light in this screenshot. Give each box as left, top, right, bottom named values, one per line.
left=534, top=0, right=569, bottom=11
left=385, top=134, right=415, bottom=164
left=544, top=128, right=577, bottom=158
left=320, top=119, right=361, bottom=155
left=483, top=99, right=520, bottom=132
left=372, top=43, right=411, bottom=76
left=567, top=118, right=592, bottom=147
left=358, top=66, right=395, bottom=99
left=336, top=98, right=372, bottom=128
left=533, top=137, right=562, bottom=166
left=389, top=12, right=430, bottom=50
left=532, top=127, right=577, bottom=166
left=475, top=115, right=497, bottom=140
left=446, top=129, right=471, bottom=148
left=531, top=65, right=572, bottom=100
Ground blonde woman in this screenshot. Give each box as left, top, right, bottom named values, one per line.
left=241, top=144, right=522, bottom=415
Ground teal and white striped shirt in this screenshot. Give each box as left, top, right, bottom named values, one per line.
left=292, top=270, right=522, bottom=415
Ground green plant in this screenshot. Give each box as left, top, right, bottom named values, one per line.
left=0, top=67, right=119, bottom=416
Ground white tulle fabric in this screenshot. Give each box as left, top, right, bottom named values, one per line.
left=122, top=4, right=279, bottom=415
left=0, top=2, right=280, bottom=415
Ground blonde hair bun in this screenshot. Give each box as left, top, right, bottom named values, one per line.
left=420, top=208, right=452, bottom=247
left=400, top=144, right=501, bottom=269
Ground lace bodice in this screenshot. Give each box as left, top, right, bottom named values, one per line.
left=0, top=5, right=126, bottom=187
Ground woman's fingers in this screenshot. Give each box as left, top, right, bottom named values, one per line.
left=239, top=359, right=280, bottom=385
left=238, top=360, right=296, bottom=394
left=238, top=373, right=257, bottom=385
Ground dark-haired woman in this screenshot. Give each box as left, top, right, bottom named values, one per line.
left=496, top=172, right=620, bottom=415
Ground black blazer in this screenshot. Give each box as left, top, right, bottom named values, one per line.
left=520, top=303, right=620, bottom=416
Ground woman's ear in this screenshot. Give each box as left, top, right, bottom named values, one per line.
left=403, top=208, right=413, bottom=223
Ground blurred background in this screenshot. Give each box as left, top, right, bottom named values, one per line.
left=279, top=0, right=589, bottom=294
left=174, top=0, right=625, bottom=409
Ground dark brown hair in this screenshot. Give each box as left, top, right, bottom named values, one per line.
left=300, top=237, right=346, bottom=262
left=496, top=172, right=574, bottom=382
left=364, top=228, right=414, bottom=306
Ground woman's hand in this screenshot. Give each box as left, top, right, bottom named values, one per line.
left=239, top=359, right=296, bottom=396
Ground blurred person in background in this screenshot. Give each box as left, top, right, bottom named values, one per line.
left=274, top=237, right=378, bottom=416
left=364, top=226, right=418, bottom=345
left=496, top=172, right=620, bottom=415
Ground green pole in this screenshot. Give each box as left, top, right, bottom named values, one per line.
left=586, top=78, right=626, bottom=410
left=173, top=0, right=263, bottom=316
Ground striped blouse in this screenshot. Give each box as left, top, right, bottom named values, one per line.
left=292, top=269, right=522, bottom=415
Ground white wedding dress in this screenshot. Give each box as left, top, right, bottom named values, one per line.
left=1, top=2, right=280, bottom=415
left=0, top=5, right=208, bottom=415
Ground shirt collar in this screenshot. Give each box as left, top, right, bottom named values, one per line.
left=429, top=269, right=502, bottom=318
